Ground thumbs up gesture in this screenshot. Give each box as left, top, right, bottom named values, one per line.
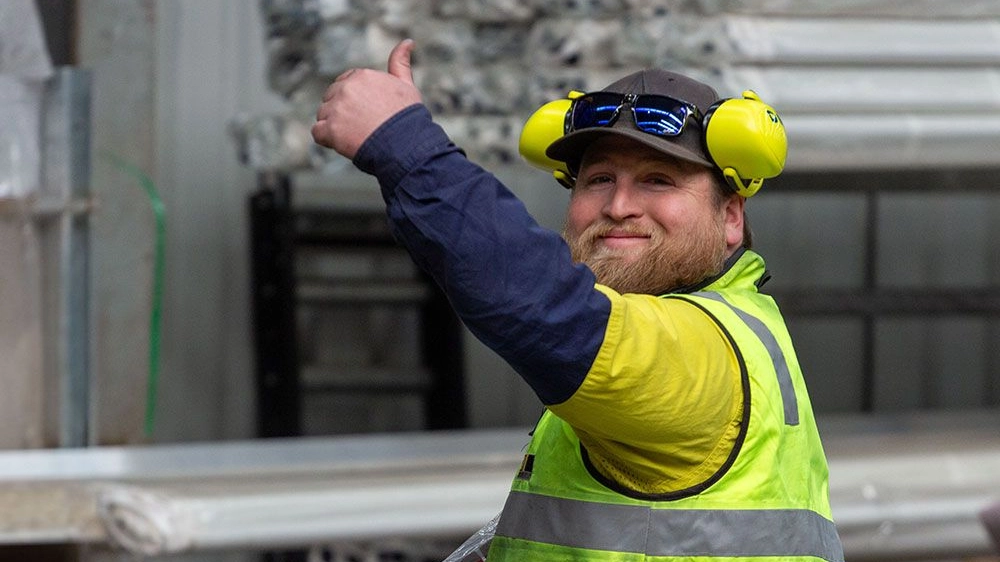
left=312, top=39, right=422, bottom=159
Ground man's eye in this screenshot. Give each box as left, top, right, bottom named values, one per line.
left=643, top=177, right=674, bottom=189
left=581, top=174, right=613, bottom=188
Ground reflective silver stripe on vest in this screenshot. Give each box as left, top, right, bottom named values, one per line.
left=497, top=491, right=844, bottom=561
left=692, top=292, right=799, bottom=426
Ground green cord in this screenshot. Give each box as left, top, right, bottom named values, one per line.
left=100, top=152, right=165, bottom=438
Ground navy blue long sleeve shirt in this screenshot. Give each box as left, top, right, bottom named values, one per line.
left=353, top=104, right=609, bottom=405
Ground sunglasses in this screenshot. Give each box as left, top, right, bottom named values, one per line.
left=566, top=92, right=703, bottom=138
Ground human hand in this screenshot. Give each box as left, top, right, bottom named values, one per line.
left=311, top=39, right=421, bottom=159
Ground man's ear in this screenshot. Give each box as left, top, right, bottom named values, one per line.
left=724, top=195, right=746, bottom=250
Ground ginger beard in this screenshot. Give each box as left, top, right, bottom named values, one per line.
left=563, top=206, right=730, bottom=295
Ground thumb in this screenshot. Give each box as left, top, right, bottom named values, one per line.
left=387, top=39, right=415, bottom=85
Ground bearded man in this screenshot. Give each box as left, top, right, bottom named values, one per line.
left=312, top=39, right=844, bottom=562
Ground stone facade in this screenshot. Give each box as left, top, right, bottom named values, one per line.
left=251, top=0, right=734, bottom=171
left=240, top=0, right=1000, bottom=173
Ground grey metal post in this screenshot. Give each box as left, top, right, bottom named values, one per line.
left=40, top=67, right=93, bottom=448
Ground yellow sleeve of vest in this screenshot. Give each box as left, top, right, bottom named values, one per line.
left=548, top=284, right=744, bottom=494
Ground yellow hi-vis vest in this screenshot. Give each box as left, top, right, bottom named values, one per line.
left=488, top=268, right=844, bottom=561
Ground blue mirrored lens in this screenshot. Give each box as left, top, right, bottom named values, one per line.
left=633, top=103, right=688, bottom=135
left=571, top=93, right=623, bottom=129
left=569, top=93, right=695, bottom=138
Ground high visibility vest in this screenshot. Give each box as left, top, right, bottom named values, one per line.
left=488, top=266, right=844, bottom=561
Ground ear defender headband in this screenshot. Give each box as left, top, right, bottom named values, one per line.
left=518, top=89, right=787, bottom=197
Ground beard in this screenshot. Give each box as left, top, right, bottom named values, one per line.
left=563, top=214, right=730, bottom=295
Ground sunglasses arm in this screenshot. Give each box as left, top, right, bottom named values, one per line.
left=553, top=170, right=574, bottom=189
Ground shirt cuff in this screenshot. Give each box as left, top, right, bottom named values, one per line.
left=352, top=103, right=459, bottom=188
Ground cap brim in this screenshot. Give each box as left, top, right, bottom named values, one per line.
left=545, top=127, right=714, bottom=175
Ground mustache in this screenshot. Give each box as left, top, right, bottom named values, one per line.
left=580, top=221, right=656, bottom=240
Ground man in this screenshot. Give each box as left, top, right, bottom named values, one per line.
left=312, top=39, right=844, bottom=561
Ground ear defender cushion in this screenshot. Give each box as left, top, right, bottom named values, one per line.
left=703, top=90, right=787, bottom=197
left=519, top=94, right=583, bottom=188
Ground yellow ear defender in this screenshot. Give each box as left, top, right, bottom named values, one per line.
left=517, top=90, right=584, bottom=189
left=518, top=89, right=787, bottom=197
left=702, top=90, right=786, bottom=197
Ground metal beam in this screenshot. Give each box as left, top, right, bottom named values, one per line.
left=3, top=413, right=1000, bottom=559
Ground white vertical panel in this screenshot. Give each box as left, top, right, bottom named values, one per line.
left=0, top=72, right=46, bottom=447
left=154, top=0, right=288, bottom=442
left=0, top=211, right=45, bottom=448
left=77, top=0, right=157, bottom=446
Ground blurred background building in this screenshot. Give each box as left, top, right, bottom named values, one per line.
left=2, top=1, right=1000, bottom=561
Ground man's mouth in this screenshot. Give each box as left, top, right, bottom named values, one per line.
left=598, top=229, right=651, bottom=250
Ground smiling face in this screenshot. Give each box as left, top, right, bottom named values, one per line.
left=562, top=136, right=745, bottom=295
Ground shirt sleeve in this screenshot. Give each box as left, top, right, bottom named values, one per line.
left=549, top=287, right=744, bottom=493
left=354, top=104, right=611, bottom=405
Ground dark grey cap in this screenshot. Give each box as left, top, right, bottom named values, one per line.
left=545, top=69, right=720, bottom=173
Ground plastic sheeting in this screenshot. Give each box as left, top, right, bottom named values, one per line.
left=708, top=0, right=1000, bottom=17
left=0, top=0, right=53, bottom=197
left=95, top=471, right=513, bottom=556
left=0, top=0, right=53, bottom=79
left=0, top=429, right=527, bottom=552
left=0, top=0, right=55, bottom=449
left=0, top=0, right=49, bottom=235
left=718, top=17, right=1000, bottom=64
left=690, top=17, right=1000, bottom=170
left=4, top=414, right=1000, bottom=559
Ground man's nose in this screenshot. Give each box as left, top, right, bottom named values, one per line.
left=603, top=181, right=643, bottom=221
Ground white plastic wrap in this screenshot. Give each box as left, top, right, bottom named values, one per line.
left=0, top=0, right=54, bottom=79
left=0, top=76, right=45, bottom=198
left=441, top=513, right=500, bottom=562
left=96, top=485, right=196, bottom=555
left=3, top=418, right=1000, bottom=559
left=0, top=6, right=49, bottom=442
left=711, top=65, right=1000, bottom=170
left=710, top=0, right=1000, bottom=17
left=0, top=0, right=53, bottom=198
left=721, top=17, right=1000, bottom=65
left=784, top=114, right=1000, bottom=170
left=95, top=472, right=513, bottom=556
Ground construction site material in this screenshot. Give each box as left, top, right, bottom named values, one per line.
left=2, top=412, right=1000, bottom=560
